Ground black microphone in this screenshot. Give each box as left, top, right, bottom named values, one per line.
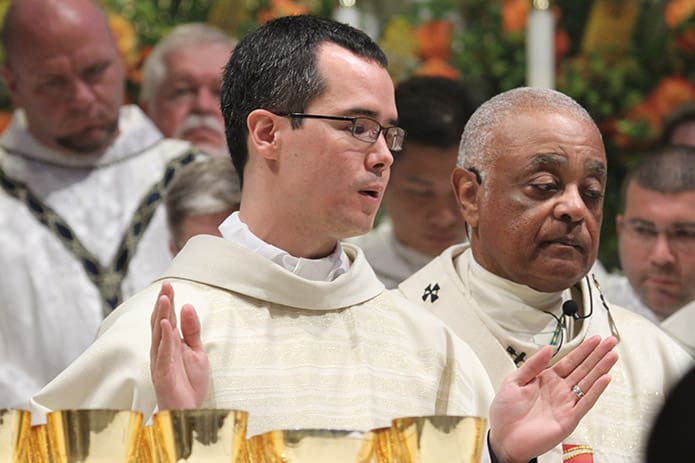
left=562, top=300, right=579, bottom=319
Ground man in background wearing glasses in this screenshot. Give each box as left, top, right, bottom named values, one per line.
left=32, top=16, right=619, bottom=462
left=604, top=145, right=695, bottom=356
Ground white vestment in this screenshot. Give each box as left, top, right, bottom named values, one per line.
left=604, top=276, right=695, bottom=356
left=348, top=220, right=433, bottom=289
left=31, top=236, right=495, bottom=437
left=0, top=106, right=193, bottom=408
left=398, top=244, right=693, bottom=463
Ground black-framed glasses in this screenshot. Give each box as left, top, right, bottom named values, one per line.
left=623, top=219, right=695, bottom=254
left=274, top=112, right=406, bottom=152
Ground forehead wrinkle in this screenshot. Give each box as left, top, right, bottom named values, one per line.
left=526, top=152, right=566, bottom=171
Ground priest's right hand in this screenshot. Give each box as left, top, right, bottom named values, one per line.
left=150, top=281, right=210, bottom=409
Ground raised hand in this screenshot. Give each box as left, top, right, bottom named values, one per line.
left=149, top=281, right=210, bottom=409
left=488, top=335, right=619, bottom=463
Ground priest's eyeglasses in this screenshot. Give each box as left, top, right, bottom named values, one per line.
left=623, top=219, right=695, bottom=254
left=274, top=112, right=406, bottom=152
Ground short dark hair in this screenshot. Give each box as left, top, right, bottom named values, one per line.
left=620, top=144, right=695, bottom=210
left=395, top=76, right=480, bottom=152
left=220, top=15, right=387, bottom=186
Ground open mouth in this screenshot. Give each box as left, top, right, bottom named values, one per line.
left=359, top=190, right=379, bottom=198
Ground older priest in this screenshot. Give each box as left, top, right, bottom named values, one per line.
left=398, top=87, right=693, bottom=462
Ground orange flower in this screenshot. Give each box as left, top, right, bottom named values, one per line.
left=610, top=101, right=660, bottom=149
left=646, top=76, right=695, bottom=117
left=127, top=45, right=153, bottom=86
left=676, top=28, right=695, bottom=52
left=257, top=0, right=309, bottom=23
left=0, top=111, right=12, bottom=134
left=108, top=13, right=138, bottom=68
left=613, top=76, right=695, bottom=147
left=414, top=20, right=454, bottom=60
left=555, top=29, right=571, bottom=61
left=627, top=101, right=661, bottom=131
left=665, top=0, right=695, bottom=27
left=415, top=58, right=460, bottom=79
left=502, top=0, right=530, bottom=33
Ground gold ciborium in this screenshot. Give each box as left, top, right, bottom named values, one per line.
left=0, top=409, right=31, bottom=463
left=46, top=409, right=144, bottom=462
left=249, top=429, right=377, bottom=463
left=152, top=409, right=248, bottom=462
left=391, top=415, right=486, bottom=463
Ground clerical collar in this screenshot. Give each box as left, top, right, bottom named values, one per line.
left=457, top=248, right=573, bottom=345
left=218, top=212, right=349, bottom=282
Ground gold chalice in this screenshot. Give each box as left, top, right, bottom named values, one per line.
left=0, top=409, right=31, bottom=463
left=27, top=424, right=57, bottom=463
left=371, top=426, right=399, bottom=463
left=391, top=415, right=486, bottom=463
left=249, top=429, right=377, bottom=463
left=45, top=409, right=144, bottom=462
left=135, top=425, right=159, bottom=463
left=152, top=409, right=248, bottom=462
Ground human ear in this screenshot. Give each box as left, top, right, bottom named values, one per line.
left=246, top=109, right=282, bottom=160
left=1, top=65, right=21, bottom=108
left=452, top=167, right=481, bottom=228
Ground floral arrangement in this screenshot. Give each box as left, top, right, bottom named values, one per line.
left=101, top=0, right=334, bottom=102
left=377, top=0, right=694, bottom=267
left=0, top=0, right=692, bottom=266
left=379, top=0, right=695, bottom=153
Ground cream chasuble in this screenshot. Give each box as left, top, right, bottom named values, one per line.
left=660, top=300, right=695, bottom=357
left=0, top=105, right=193, bottom=409
left=31, top=236, right=495, bottom=436
left=604, top=276, right=695, bottom=357
left=398, top=244, right=693, bottom=463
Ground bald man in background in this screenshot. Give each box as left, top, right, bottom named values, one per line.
left=0, top=0, right=193, bottom=408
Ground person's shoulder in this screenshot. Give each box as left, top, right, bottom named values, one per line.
left=609, top=303, right=693, bottom=368
left=610, top=303, right=663, bottom=330
left=398, top=244, right=467, bottom=305
left=609, top=303, right=668, bottom=337
left=370, top=288, right=464, bottom=342
left=97, top=277, right=217, bottom=335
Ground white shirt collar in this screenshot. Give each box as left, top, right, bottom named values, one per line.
left=218, top=212, right=349, bottom=282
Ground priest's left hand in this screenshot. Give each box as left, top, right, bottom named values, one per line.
left=488, top=335, right=619, bottom=463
